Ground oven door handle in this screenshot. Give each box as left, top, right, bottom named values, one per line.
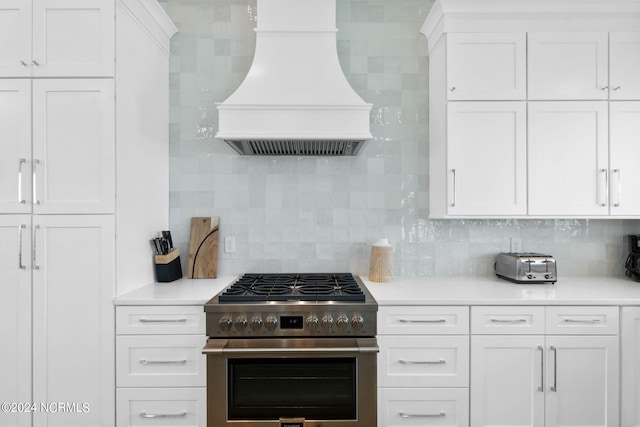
left=202, top=338, right=379, bottom=355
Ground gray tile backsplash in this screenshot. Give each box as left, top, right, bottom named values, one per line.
left=161, top=0, right=640, bottom=278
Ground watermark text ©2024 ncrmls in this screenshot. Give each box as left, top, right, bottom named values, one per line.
left=1, top=402, right=90, bottom=414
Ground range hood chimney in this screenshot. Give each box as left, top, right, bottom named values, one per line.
left=215, top=0, right=373, bottom=156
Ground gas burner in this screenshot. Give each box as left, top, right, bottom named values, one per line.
left=217, top=273, right=366, bottom=303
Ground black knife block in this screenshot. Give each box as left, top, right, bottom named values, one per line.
left=155, top=248, right=183, bottom=282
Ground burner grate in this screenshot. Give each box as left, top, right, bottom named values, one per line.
left=218, top=273, right=366, bottom=302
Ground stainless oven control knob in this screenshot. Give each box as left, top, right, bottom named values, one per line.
left=351, top=314, right=365, bottom=331
left=249, top=315, right=263, bottom=330
left=336, top=314, right=349, bottom=331
left=235, top=315, right=248, bottom=331
left=321, top=315, right=334, bottom=330
left=264, top=315, right=278, bottom=331
left=306, top=315, right=319, bottom=331
left=218, top=315, right=233, bottom=332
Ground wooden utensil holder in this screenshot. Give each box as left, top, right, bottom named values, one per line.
left=155, top=248, right=183, bottom=282
left=369, top=244, right=392, bottom=282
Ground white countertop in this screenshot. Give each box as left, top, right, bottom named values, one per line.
left=114, top=275, right=640, bottom=307
left=114, top=276, right=237, bottom=305
left=364, top=276, right=640, bottom=306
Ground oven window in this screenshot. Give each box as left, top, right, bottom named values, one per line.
left=228, top=358, right=357, bottom=420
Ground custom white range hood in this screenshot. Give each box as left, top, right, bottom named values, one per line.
left=215, top=0, right=373, bottom=156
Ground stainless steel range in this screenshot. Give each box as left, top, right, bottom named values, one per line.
left=202, top=273, right=378, bottom=427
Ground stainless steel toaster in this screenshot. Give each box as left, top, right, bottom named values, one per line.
left=495, top=252, right=557, bottom=284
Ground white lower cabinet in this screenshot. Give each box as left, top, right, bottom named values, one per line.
left=115, top=306, right=206, bottom=427
left=378, top=306, right=470, bottom=427
left=470, top=306, right=619, bottom=427
left=621, top=307, right=640, bottom=426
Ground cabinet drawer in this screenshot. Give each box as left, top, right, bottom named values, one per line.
left=472, top=306, right=545, bottom=334
left=378, top=306, right=469, bottom=335
left=378, top=388, right=469, bottom=427
left=116, top=306, right=205, bottom=335
left=546, top=306, right=619, bottom=335
left=117, top=335, right=206, bottom=387
left=378, top=336, right=469, bottom=387
left=116, top=387, right=205, bottom=427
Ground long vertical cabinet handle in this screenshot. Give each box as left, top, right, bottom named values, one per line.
left=32, top=225, right=41, bottom=270
left=550, top=345, right=557, bottom=392
left=450, top=169, right=456, bottom=207
left=18, top=224, right=27, bottom=269
left=612, top=169, right=621, bottom=207
left=18, top=158, right=26, bottom=204
left=538, top=345, right=544, bottom=392
left=598, top=169, right=608, bottom=207
left=33, top=159, right=41, bottom=205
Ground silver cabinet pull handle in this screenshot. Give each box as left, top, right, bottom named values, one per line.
left=19, top=60, right=28, bottom=66
left=550, top=345, right=557, bottom=392
left=399, top=318, right=446, bottom=324
left=599, top=168, right=608, bottom=207
left=32, top=224, right=41, bottom=270
left=18, top=224, right=27, bottom=270
left=399, top=359, right=446, bottom=365
left=32, top=60, right=40, bottom=66
left=563, top=318, right=601, bottom=324
left=400, top=411, right=445, bottom=418
left=450, top=86, right=456, bottom=92
left=538, top=345, right=544, bottom=392
left=451, top=169, right=456, bottom=207
left=33, top=159, right=41, bottom=205
left=613, top=86, right=621, bottom=91
left=612, top=169, right=621, bottom=207
left=139, top=318, right=187, bottom=323
left=18, top=158, right=26, bottom=204
left=490, top=318, right=526, bottom=323
left=139, top=411, right=187, bottom=419
left=600, top=86, right=609, bottom=90
left=139, top=359, right=187, bottom=365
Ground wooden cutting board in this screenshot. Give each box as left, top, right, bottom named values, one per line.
left=187, top=217, right=219, bottom=278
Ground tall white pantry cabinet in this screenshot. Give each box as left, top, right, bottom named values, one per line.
left=0, top=1, right=177, bottom=426
left=422, top=0, right=640, bottom=218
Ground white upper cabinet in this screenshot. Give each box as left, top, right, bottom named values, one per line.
left=0, top=0, right=114, bottom=77
left=610, top=33, right=640, bottom=100
left=446, top=102, right=527, bottom=216
left=609, top=102, right=640, bottom=215
left=528, top=102, right=609, bottom=216
left=0, top=80, right=31, bottom=214
left=447, top=33, right=526, bottom=100
left=528, top=32, right=609, bottom=100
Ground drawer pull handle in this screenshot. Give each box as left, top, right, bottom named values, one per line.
left=139, top=318, right=188, bottom=323
left=399, top=319, right=446, bottom=324
left=399, top=411, right=445, bottom=418
left=139, top=359, right=187, bottom=365
left=490, top=318, right=526, bottom=324
left=563, top=318, right=601, bottom=324
left=399, top=359, right=446, bottom=365
left=140, top=411, right=187, bottom=419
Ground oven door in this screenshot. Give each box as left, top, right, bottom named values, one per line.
left=203, top=337, right=378, bottom=427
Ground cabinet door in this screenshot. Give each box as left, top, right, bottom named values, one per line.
left=31, top=215, right=114, bottom=427
left=31, top=0, right=114, bottom=77
left=528, top=102, right=608, bottom=216
left=32, top=79, right=115, bottom=214
left=0, top=80, right=31, bottom=214
left=447, top=33, right=526, bottom=100
left=0, top=216, right=31, bottom=427
left=0, top=1, right=31, bottom=77
left=545, top=336, right=619, bottom=427
left=621, top=307, right=640, bottom=427
left=610, top=102, right=640, bottom=215
left=610, top=33, right=640, bottom=100
left=447, top=102, right=527, bottom=216
left=529, top=33, right=609, bottom=100
left=470, top=335, right=545, bottom=427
